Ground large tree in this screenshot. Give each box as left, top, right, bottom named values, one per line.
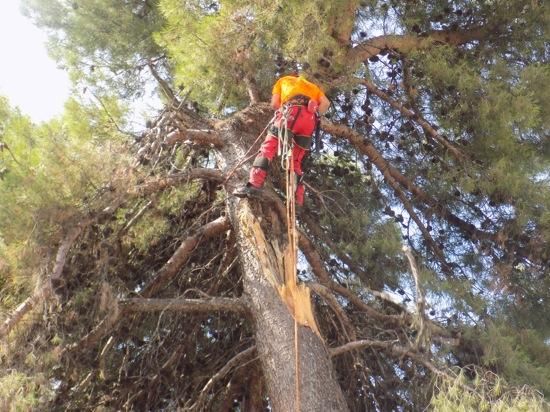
left=1, top=0, right=549, bottom=410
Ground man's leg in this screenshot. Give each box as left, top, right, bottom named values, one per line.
left=249, top=134, right=278, bottom=187
left=292, top=143, right=308, bottom=206
left=233, top=134, right=278, bottom=198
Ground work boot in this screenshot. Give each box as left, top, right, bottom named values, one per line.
left=233, top=183, right=263, bottom=199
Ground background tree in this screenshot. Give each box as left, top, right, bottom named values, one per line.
left=1, top=0, right=549, bottom=410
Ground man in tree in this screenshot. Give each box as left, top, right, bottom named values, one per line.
left=234, top=73, right=330, bottom=206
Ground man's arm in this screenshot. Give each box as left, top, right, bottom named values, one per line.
left=318, top=95, right=330, bottom=114
left=271, top=93, right=281, bottom=110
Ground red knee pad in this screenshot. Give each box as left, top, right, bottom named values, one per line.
left=249, top=167, right=267, bottom=188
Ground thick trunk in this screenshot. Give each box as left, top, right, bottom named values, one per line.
left=216, top=105, right=348, bottom=411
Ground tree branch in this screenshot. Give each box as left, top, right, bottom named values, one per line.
left=68, top=294, right=247, bottom=354
left=141, top=215, right=230, bottom=298
left=403, top=246, right=428, bottom=349
left=330, top=339, right=461, bottom=383
left=130, top=168, right=223, bottom=196
left=309, top=283, right=357, bottom=341
left=327, top=0, right=361, bottom=45
left=300, top=213, right=400, bottom=300
left=148, top=61, right=178, bottom=103
left=299, top=230, right=455, bottom=341
left=119, top=297, right=248, bottom=314
left=0, top=222, right=87, bottom=340
left=360, top=79, right=467, bottom=162
left=192, top=346, right=257, bottom=411
left=244, top=74, right=261, bottom=105
left=165, top=128, right=224, bottom=148
left=348, top=26, right=487, bottom=64
left=330, top=339, right=444, bottom=374
left=321, top=119, right=495, bottom=243
left=298, top=231, right=403, bottom=324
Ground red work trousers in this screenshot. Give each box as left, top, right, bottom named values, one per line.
left=249, top=105, right=316, bottom=205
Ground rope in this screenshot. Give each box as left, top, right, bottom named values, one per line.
left=278, top=105, right=292, bottom=169
left=282, top=121, right=301, bottom=412
left=223, top=115, right=276, bottom=183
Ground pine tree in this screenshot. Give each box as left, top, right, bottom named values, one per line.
left=2, top=1, right=549, bottom=410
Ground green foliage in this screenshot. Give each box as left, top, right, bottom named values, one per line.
left=479, top=323, right=550, bottom=396
left=430, top=367, right=548, bottom=412
left=23, top=0, right=166, bottom=97
left=0, top=371, right=54, bottom=411
left=0, top=95, right=131, bottom=309
left=4, top=0, right=549, bottom=410
left=155, top=0, right=355, bottom=111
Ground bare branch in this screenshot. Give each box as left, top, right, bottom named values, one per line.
left=347, top=26, right=487, bottom=64
left=192, top=346, right=257, bottom=411
left=148, top=61, right=178, bottom=103
left=68, top=294, right=247, bottom=353
left=300, top=214, right=400, bottom=301
left=165, top=128, right=224, bottom=148
left=330, top=339, right=464, bottom=385
left=0, top=222, right=87, bottom=340
left=309, top=283, right=356, bottom=341
left=298, top=231, right=403, bottom=324
left=244, top=74, right=261, bottom=105
left=130, top=168, right=223, bottom=196
left=119, top=297, right=248, bottom=314
left=403, top=246, right=428, bottom=349
left=141, top=215, right=230, bottom=298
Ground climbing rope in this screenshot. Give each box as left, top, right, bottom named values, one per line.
left=281, top=114, right=301, bottom=412
left=223, top=114, right=276, bottom=183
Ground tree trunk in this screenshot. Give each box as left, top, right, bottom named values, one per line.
left=216, top=104, right=348, bottom=411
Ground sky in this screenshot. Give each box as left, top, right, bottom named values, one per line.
left=0, top=1, right=70, bottom=122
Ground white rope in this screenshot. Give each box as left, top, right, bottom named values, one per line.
left=278, top=105, right=293, bottom=170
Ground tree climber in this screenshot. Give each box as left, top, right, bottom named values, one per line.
left=233, top=74, right=331, bottom=206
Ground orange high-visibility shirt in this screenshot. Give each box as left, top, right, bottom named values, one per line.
left=272, top=75, right=326, bottom=104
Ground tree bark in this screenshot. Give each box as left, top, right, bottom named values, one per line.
left=214, top=104, right=349, bottom=411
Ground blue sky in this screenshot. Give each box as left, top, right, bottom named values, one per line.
left=0, top=1, right=70, bottom=122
